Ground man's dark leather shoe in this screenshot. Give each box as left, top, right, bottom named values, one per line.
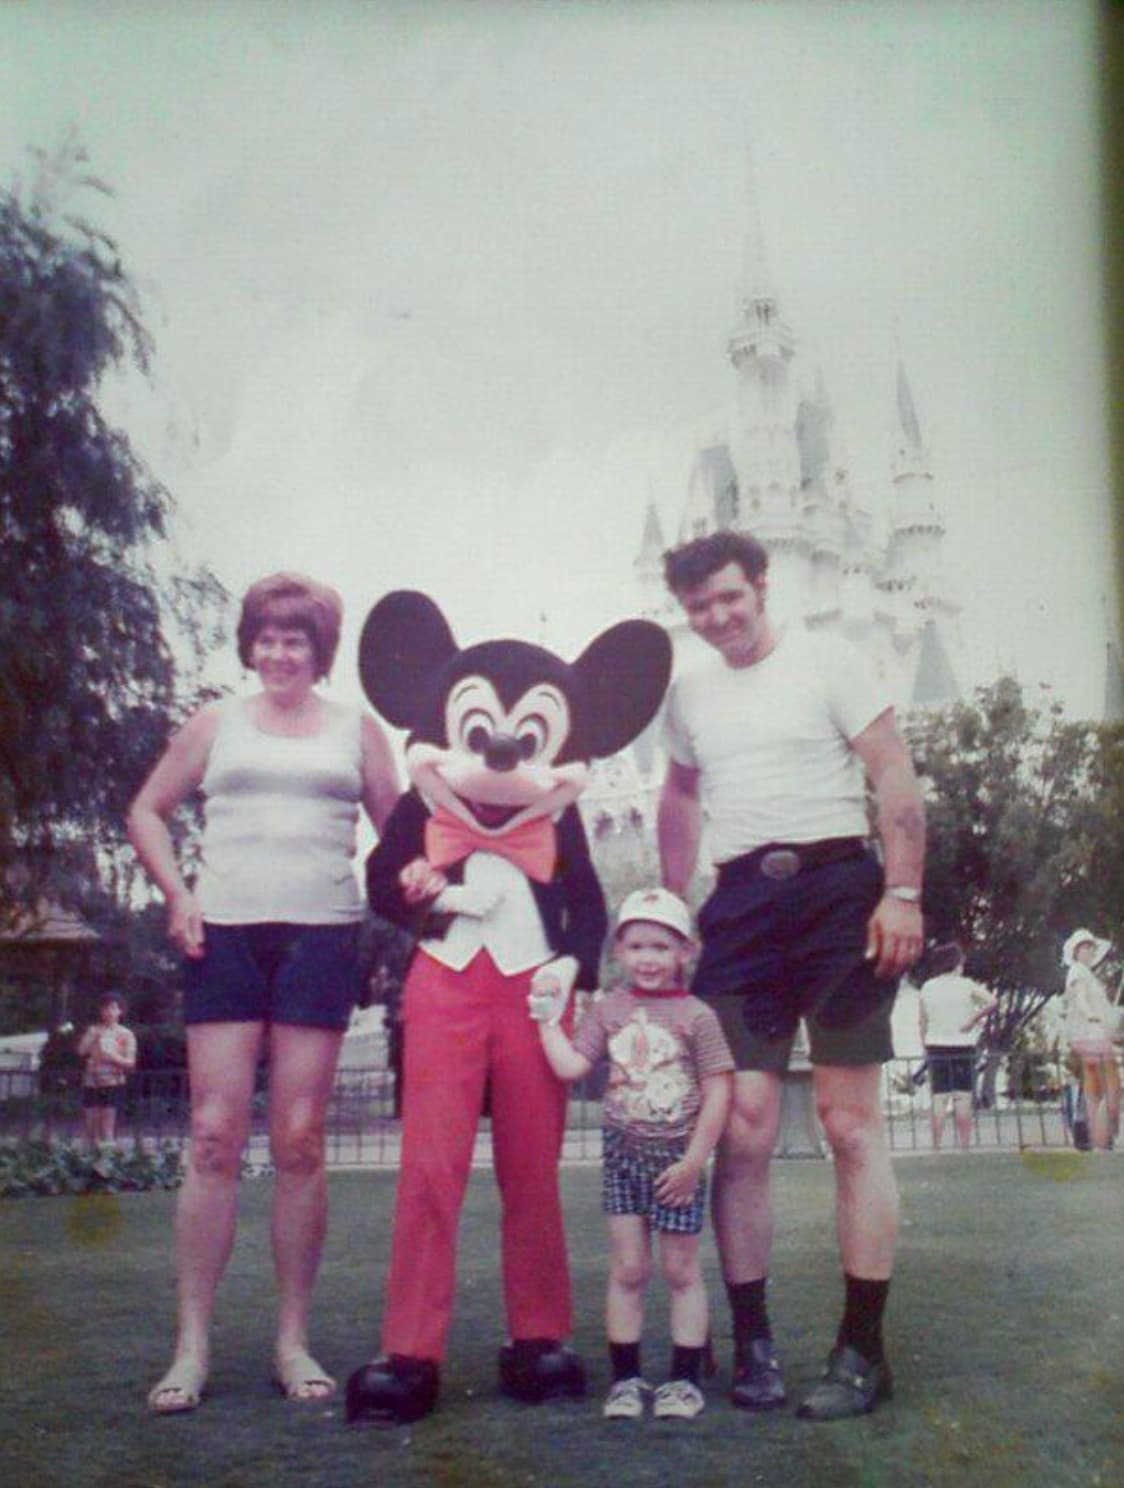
left=731, top=1337, right=787, bottom=1411
left=796, top=1345, right=892, bottom=1421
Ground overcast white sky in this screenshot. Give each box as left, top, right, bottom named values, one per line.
left=2, top=0, right=1117, bottom=716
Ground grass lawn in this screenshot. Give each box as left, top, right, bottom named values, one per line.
left=1, top=1153, right=1122, bottom=1487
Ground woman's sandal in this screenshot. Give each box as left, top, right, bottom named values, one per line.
left=273, top=1349, right=337, bottom=1403
left=148, top=1357, right=208, bottom=1415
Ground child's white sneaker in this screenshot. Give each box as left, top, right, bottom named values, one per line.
left=653, top=1378, right=705, bottom=1420
left=603, top=1376, right=651, bottom=1419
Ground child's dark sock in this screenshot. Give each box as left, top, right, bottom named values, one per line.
left=609, top=1341, right=642, bottom=1382
left=835, top=1274, right=890, bottom=1363
left=669, top=1345, right=705, bottom=1385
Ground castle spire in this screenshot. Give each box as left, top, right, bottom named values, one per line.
left=727, top=141, right=799, bottom=524
left=740, top=141, right=775, bottom=309
left=896, top=361, right=923, bottom=451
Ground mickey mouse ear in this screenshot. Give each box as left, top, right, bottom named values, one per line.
left=358, top=591, right=458, bottom=729
left=571, top=620, right=673, bottom=758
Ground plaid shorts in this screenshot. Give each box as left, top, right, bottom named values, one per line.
left=601, top=1125, right=707, bottom=1235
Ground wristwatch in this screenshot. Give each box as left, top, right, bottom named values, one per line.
left=885, top=886, right=922, bottom=904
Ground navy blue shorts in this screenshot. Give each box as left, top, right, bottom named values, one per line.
left=927, top=1046, right=975, bottom=1095
left=694, top=845, right=895, bottom=1071
left=183, top=922, right=361, bottom=1031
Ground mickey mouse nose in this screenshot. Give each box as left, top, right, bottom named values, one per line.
left=483, top=734, right=522, bottom=773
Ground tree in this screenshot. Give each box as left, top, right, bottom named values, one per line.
left=905, top=676, right=1124, bottom=1056
left=0, top=135, right=227, bottom=927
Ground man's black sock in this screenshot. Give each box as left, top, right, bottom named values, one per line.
left=836, top=1274, right=890, bottom=1363
left=726, top=1278, right=772, bottom=1350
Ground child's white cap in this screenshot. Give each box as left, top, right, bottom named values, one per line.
left=616, top=888, right=692, bottom=941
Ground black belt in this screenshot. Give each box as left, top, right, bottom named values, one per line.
left=716, top=837, right=868, bottom=886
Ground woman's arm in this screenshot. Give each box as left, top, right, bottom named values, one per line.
left=359, top=712, right=400, bottom=835
left=126, top=704, right=221, bottom=957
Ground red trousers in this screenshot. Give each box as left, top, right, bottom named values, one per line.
left=380, top=950, right=573, bottom=1362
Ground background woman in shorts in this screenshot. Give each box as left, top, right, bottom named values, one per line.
left=128, top=573, right=399, bottom=1413
left=1062, top=929, right=1120, bottom=1152
left=77, top=991, right=137, bottom=1148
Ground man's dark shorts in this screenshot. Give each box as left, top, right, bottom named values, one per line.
left=183, top=922, right=361, bottom=1031
left=926, top=1046, right=975, bottom=1095
left=693, top=842, right=895, bottom=1071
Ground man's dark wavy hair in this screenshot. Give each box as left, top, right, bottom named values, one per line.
left=662, top=530, right=769, bottom=594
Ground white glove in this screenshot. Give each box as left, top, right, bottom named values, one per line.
left=433, top=883, right=503, bottom=919
left=527, top=957, right=579, bottom=1025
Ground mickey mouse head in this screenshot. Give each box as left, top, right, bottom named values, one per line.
left=359, top=591, right=672, bottom=836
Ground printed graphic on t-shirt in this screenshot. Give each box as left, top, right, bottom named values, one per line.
left=604, top=1008, right=695, bottom=1131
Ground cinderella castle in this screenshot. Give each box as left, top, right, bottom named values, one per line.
left=583, top=181, right=963, bottom=845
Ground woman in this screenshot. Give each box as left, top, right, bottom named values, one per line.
left=128, top=573, right=398, bottom=1413
left=1061, top=929, right=1120, bottom=1152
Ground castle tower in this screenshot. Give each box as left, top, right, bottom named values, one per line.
left=724, top=154, right=809, bottom=627
left=881, top=362, right=960, bottom=704
left=634, top=498, right=677, bottom=628
left=626, top=150, right=959, bottom=715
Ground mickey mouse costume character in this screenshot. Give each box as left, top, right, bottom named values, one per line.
left=346, top=591, right=672, bottom=1425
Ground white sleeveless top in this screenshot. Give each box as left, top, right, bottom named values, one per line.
left=197, top=698, right=364, bottom=926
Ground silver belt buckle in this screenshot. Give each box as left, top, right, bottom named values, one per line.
left=760, top=848, right=800, bottom=881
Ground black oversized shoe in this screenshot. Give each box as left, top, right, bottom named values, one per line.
left=498, top=1339, right=587, bottom=1403
left=796, top=1345, right=892, bottom=1421
left=345, top=1354, right=440, bottom=1425
left=731, top=1337, right=787, bottom=1412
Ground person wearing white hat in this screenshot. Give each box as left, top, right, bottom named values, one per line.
left=529, top=887, right=734, bottom=1422
left=1061, top=930, right=1119, bottom=1151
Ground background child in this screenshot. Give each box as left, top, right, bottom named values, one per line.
left=77, top=991, right=137, bottom=1148
left=528, top=888, right=733, bottom=1421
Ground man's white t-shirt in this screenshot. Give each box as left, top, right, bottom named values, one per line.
left=663, top=628, right=890, bottom=865
left=919, top=972, right=993, bottom=1047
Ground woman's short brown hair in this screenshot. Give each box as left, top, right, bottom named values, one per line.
left=236, top=573, right=344, bottom=679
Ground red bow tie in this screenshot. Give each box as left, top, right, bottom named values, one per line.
left=425, top=806, right=557, bottom=884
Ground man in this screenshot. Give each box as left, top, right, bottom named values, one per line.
left=657, top=531, right=924, bottom=1421
left=917, top=942, right=996, bottom=1150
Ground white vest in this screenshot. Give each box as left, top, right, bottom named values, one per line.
left=421, top=852, right=552, bottom=975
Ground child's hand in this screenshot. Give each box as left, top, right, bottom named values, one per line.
left=527, top=957, right=579, bottom=1025
left=654, top=1158, right=701, bottom=1208
left=527, top=973, right=563, bottom=1023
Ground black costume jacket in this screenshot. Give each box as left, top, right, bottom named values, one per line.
left=366, top=788, right=608, bottom=990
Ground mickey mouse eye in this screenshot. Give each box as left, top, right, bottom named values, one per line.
left=515, top=716, right=548, bottom=761
left=460, top=711, right=494, bottom=754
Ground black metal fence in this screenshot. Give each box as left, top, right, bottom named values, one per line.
left=0, top=1051, right=1108, bottom=1164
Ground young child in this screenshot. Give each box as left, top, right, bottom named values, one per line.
left=528, top=888, right=733, bottom=1421
left=77, top=991, right=137, bottom=1148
